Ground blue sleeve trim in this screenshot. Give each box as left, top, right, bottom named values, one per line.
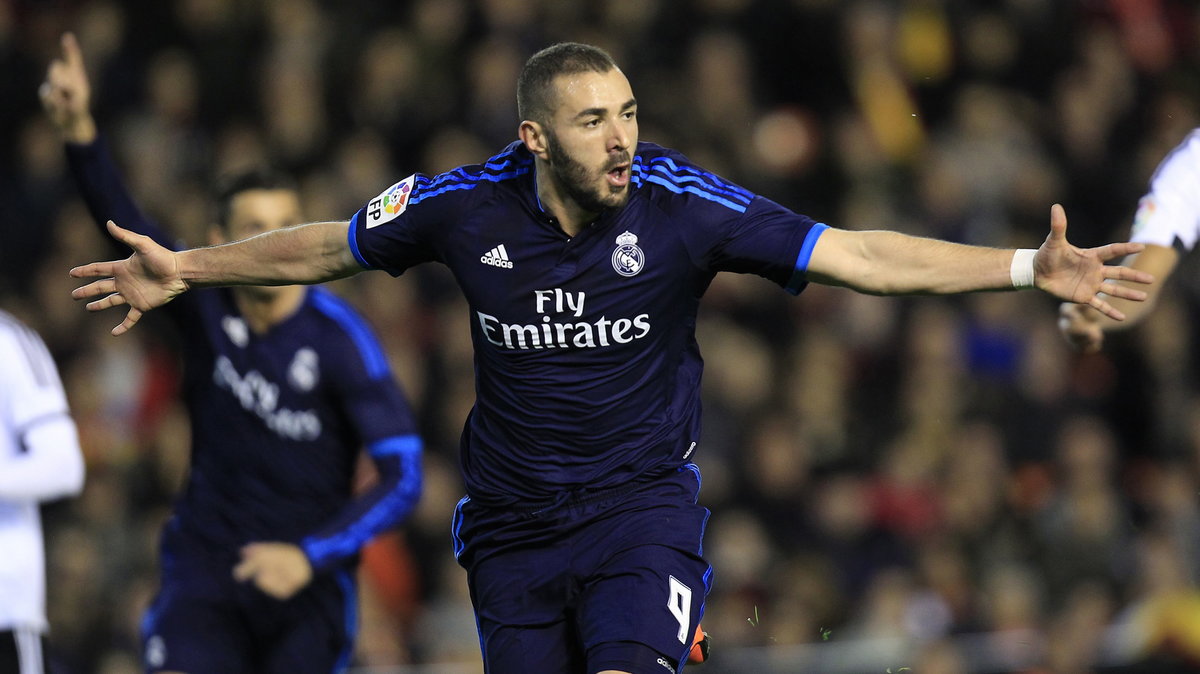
left=347, top=211, right=372, bottom=269
left=367, top=434, right=422, bottom=458
left=309, top=289, right=390, bottom=380
left=301, top=444, right=422, bottom=569
left=785, top=223, right=828, bottom=295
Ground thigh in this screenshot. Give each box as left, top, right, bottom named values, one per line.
left=466, top=540, right=583, bottom=672
left=578, top=542, right=710, bottom=671
left=0, top=629, right=46, bottom=674
left=141, top=581, right=253, bottom=674
left=259, top=571, right=356, bottom=674
left=577, top=483, right=712, bottom=669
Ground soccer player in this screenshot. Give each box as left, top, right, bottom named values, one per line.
left=0, top=308, right=86, bottom=674
left=1059, top=128, right=1200, bottom=352
left=69, top=43, right=1152, bottom=674
left=41, top=34, right=423, bottom=674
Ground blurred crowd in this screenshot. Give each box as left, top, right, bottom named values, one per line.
left=2, top=0, right=1200, bottom=672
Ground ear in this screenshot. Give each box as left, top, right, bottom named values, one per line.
left=207, top=225, right=227, bottom=246
left=520, top=120, right=549, bottom=159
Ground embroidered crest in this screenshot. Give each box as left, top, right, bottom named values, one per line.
left=221, top=315, right=249, bottom=348
left=611, top=231, right=645, bottom=277
left=288, top=347, right=320, bottom=392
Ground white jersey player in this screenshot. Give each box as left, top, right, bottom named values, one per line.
left=0, top=310, right=85, bottom=674
left=1060, top=129, right=1200, bottom=351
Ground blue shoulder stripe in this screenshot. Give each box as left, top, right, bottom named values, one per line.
left=309, top=288, right=390, bottom=380
left=647, top=156, right=753, bottom=203
left=409, top=150, right=531, bottom=206
left=631, top=154, right=753, bottom=213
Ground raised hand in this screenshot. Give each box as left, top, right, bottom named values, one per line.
left=1033, top=204, right=1152, bottom=320
left=39, top=32, right=96, bottom=144
left=70, top=221, right=188, bottom=336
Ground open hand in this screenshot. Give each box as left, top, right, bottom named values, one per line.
left=1034, top=204, right=1152, bottom=320
left=70, top=221, right=188, bottom=335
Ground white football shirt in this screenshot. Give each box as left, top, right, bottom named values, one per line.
left=1130, top=128, right=1200, bottom=250
left=0, top=311, right=84, bottom=632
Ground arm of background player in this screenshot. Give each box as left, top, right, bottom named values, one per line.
left=1058, top=244, right=1180, bottom=353
left=0, top=415, right=86, bottom=503
left=42, top=32, right=176, bottom=252
left=299, top=435, right=423, bottom=574
left=0, top=325, right=85, bottom=503
left=233, top=435, right=420, bottom=600
left=805, top=204, right=1152, bottom=319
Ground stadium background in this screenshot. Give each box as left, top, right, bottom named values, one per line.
left=3, top=0, right=1200, bottom=672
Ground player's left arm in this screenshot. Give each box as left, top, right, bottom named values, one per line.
left=234, top=436, right=421, bottom=600
left=806, top=204, right=1153, bottom=319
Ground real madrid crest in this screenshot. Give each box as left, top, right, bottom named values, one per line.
left=611, top=231, right=645, bottom=277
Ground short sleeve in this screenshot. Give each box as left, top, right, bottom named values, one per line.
left=348, top=174, right=445, bottom=276
left=0, top=321, right=70, bottom=432
left=1130, top=130, right=1200, bottom=251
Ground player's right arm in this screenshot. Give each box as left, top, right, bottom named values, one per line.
left=70, top=219, right=360, bottom=335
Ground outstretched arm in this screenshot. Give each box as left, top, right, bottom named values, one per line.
left=806, top=204, right=1152, bottom=319
left=1058, top=243, right=1180, bottom=353
left=70, top=219, right=361, bottom=335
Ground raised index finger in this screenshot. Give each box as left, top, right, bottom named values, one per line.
left=62, top=32, right=84, bottom=72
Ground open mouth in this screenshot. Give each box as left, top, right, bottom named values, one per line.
left=606, top=164, right=630, bottom=187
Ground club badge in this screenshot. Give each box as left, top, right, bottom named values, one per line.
left=611, top=231, right=645, bottom=277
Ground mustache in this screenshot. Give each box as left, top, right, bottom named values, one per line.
left=604, top=152, right=631, bottom=171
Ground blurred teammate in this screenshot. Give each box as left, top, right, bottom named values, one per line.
left=41, top=34, right=423, bottom=674
left=68, top=43, right=1151, bottom=674
left=0, top=308, right=86, bottom=674
left=1059, top=128, right=1200, bottom=351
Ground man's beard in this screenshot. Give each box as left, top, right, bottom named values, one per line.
left=545, top=132, right=631, bottom=214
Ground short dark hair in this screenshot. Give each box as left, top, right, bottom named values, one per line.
left=213, top=168, right=298, bottom=230
left=517, top=42, right=618, bottom=125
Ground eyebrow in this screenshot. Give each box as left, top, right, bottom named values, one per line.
left=574, top=97, right=638, bottom=120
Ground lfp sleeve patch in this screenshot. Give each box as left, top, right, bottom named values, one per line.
left=366, top=175, right=416, bottom=229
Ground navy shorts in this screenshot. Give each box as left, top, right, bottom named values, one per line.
left=139, top=530, right=357, bottom=674
left=452, top=464, right=712, bottom=674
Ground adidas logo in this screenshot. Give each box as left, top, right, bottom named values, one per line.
left=480, top=244, right=514, bottom=269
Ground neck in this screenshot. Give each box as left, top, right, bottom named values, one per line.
left=535, top=160, right=597, bottom=238
left=233, top=285, right=307, bottom=334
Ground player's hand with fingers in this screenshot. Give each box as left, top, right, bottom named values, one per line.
left=39, top=31, right=96, bottom=144
left=233, top=542, right=314, bottom=601
left=1057, top=302, right=1106, bottom=353
left=1033, top=204, right=1153, bottom=320
left=70, top=220, right=188, bottom=336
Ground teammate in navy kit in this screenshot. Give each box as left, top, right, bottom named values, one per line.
left=69, top=43, right=1152, bottom=674
left=42, top=34, right=423, bottom=674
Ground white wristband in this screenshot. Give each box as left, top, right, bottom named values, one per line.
left=1010, top=249, right=1037, bottom=289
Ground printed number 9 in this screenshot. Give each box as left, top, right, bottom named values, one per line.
left=667, top=576, right=692, bottom=644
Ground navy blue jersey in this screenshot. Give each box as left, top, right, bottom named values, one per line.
left=350, top=141, right=824, bottom=507
left=67, top=139, right=422, bottom=574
